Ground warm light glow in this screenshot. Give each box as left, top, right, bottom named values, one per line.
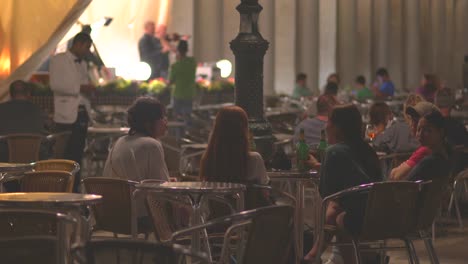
left=157, top=0, right=169, bottom=26
left=116, top=61, right=151, bottom=80
left=0, top=49, right=11, bottom=78
left=216, top=59, right=233, bottom=78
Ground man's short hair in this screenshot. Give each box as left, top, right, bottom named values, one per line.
left=369, top=102, right=391, bottom=126
left=177, top=40, right=188, bottom=54
left=355, top=75, right=366, bottom=85
left=296, top=73, right=307, bottom=82
left=72, top=32, right=92, bottom=46
left=376, top=68, right=389, bottom=77
left=316, top=94, right=337, bottom=114
left=9, top=80, right=31, bottom=98
left=324, top=82, right=338, bottom=96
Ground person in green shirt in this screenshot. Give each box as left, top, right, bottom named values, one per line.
left=292, top=73, right=312, bottom=99
left=353, top=75, right=374, bottom=102
left=168, top=40, right=197, bottom=124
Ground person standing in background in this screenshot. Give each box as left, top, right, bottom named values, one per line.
left=292, top=73, right=311, bottom=99
left=168, top=40, right=197, bottom=125
left=138, top=22, right=170, bottom=79
left=49, top=32, right=95, bottom=192
left=416, top=74, right=440, bottom=103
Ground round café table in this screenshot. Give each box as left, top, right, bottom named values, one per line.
left=134, top=181, right=246, bottom=259
left=0, top=192, right=101, bottom=264
left=268, top=170, right=319, bottom=264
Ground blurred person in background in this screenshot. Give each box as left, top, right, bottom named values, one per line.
left=369, top=102, right=419, bottom=153
left=372, top=68, right=395, bottom=98
left=294, top=94, right=338, bottom=148
left=353, top=75, right=373, bottom=102
left=416, top=73, right=440, bottom=103
left=292, top=73, right=312, bottom=99
left=168, top=40, right=197, bottom=125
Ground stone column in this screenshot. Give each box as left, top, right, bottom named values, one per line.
left=319, top=0, right=337, bottom=91
left=230, top=0, right=274, bottom=160
left=337, top=0, right=357, bottom=87
left=356, top=0, right=373, bottom=82
left=259, top=0, right=275, bottom=96
left=273, top=0, right=296, bottom=95
left=168, top=0, right=194, bottom=56
left=194, top=0, right=223, bottom=62
left=404, top=0, right=420, bottom=91
left=375, top=0, right=390, bottom=69
left=297, top=0, right=319, bottom=94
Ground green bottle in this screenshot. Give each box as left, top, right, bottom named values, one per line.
left=296, top=128, right=309, bottom=171
left=317, top=129, right=328, bottom=163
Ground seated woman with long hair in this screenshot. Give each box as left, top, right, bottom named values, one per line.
left=200, top=106, right=268, bottom=185
left=303, top=104, right=382, bottom=263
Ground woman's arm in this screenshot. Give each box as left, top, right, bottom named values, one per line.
left=389, top=162, right=412, bottom=181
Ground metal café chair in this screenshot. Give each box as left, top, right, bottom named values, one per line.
left=82, top=178, right=152, bottom=238
left=448, top=168, right=468, bottom=228
left=171, top=205, right=294, bottom=264
left=83, top=238, right=211, bottom=264
left=0, top=133, right=44, bottom=163
left=314, top=181, right=421, bottom=264
left=0, top=208, right=77, bottom=264
left=33, top=159, right=80, bottom=175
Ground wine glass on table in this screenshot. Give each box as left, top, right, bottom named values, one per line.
left=366, top=124, right=376, bottom=142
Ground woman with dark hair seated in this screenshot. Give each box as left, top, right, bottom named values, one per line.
left=405, top=110, right=451, bottom=182
left=103, top=97, right=169, bottom=182
left=199, top=105, right=268, bottom=185
left=303, top=104, right=382, bottom=263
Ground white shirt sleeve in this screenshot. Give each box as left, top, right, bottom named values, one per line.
left=247, top=152, right=270, bottom=185
left=147, top=142, right=170, bottom=181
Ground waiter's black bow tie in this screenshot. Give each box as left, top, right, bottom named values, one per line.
left=74, top=58, right=82, bottom=63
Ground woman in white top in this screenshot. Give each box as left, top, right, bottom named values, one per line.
left=103, top=97, right=170, bottom=182
left=200, top=106, right=269, bottom=185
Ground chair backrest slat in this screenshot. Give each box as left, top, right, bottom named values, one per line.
left=21, top=171, right=73, bottom=192
left=243, top=205, right=294, bottom=264
left=360, top=182, right=419, bottom=240
left=83, top=178, right=135, bottom=235
left=3, top=134, right=43, bottom=163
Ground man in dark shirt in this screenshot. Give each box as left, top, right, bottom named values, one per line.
left=138, top=21, right=170, bottom=79
left=0, top=80, right=45, bottom=135
left=0, top=80, right=46, bottom=161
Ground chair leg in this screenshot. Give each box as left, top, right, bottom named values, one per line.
left=351, top=240, right=361, bottom=264
left=404, top=239, right=418, bottom=264
left=454, top=194, right=464, bottom=229
left=423, top=237, right=440, bottom=264
left=432, top=221, right=436, bottom=242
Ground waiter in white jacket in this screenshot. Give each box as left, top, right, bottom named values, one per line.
left=50, top=32, right=95, bottom=192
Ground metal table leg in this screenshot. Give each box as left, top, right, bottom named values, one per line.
left=295, top=181, right=305, bottom=264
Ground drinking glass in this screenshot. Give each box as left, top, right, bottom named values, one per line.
left=366, top=124, right=376, bottom=141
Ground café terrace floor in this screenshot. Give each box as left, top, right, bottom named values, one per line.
left=318, top=218, right=468, bottom=263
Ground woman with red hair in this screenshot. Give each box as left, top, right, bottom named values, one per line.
left=200, top=106, right=268, bottom=185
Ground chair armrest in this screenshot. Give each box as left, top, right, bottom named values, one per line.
left=170, top=210, right=256, bottom=243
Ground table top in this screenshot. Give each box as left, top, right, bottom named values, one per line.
left=181, top=143, right=208, bottom=150
left=88, top=126, right=129, bottom=134
left=88, top=122, right=184, bottom=134
left=0, top=162, right=33, bottom=173
left=136, top=181, right=246, bottom=193
left=0, top=192, right=102, bottom=205
left=267, top=170, right=319, bottom=180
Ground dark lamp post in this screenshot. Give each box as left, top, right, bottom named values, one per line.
left=230, top=0, right=274, bottom=160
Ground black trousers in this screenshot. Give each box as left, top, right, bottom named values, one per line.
left=55, top=105, right=89, bottom=193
